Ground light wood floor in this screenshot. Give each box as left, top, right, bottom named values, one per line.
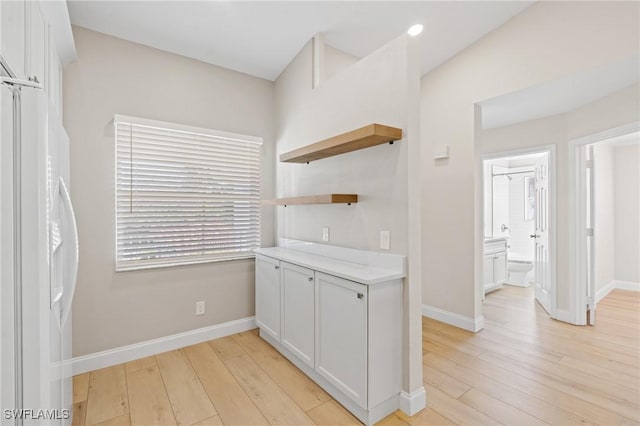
left=73, top=286, right=639, bottom=425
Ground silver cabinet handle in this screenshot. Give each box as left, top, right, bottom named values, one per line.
left=357, top=293, right=364, bottom=299
left=530, top=234, right=539, bottom=239
left=308, top=277, right=313, bottom=282
left=274, top=265, right=279, bottom=270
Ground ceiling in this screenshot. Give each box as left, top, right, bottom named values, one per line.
left=67, top=1, right=533, bottom=81
left=480, top=55, right=640, bottom=129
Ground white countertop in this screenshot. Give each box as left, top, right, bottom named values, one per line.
left=484, top=237, right=508, bottom=243
left=255, top=241, right=406, bottom=285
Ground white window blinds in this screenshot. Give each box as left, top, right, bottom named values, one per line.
left=114, top=115, right=262, bottom=271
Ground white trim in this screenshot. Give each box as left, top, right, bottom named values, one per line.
left=422, top=305, right=484, bottom=332
left=113, top=114, right=263, bottom=144
left=66, top=317, right=256, bottom=375
left=569, top=121, right=640, bottom=325
left=399, top=387, right=426, bottom=416
left=595, top=280, right=616, bottom=304
left=615, top=280, right=640, bottom=292
left=479, top=145, right=557, bottom=320
left=596, top=280, right=640, bottom=304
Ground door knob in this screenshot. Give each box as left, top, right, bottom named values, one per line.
left=530, top=234, right=539, bottom=238
left=357, top=293, right=364, bottom=299
left=274, top=265, right=279, bottom=270
left=308, top=277, right=313, bottom=282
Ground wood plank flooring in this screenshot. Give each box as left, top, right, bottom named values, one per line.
left=74, top=286, right=639, bottom=425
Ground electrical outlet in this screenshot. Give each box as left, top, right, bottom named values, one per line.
left=195, top=301, right=205, bottom=316
left=322, top=227, right=330, bottom=242
left=379, top=230, right=390, bottom=250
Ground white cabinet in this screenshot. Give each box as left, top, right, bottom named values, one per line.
left=484, top=239, right=507, bottom=294
left=1, top=0, right=26, bottom=77
left=281, top=262, right=315, bottom=368
left=255, top=255, right=281, bottom=341
left=254, top=244, right=404, bottom=426
left=316, top=272, right=367, bottom=408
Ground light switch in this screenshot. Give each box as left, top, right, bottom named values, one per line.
left=322, top=227, right=330, bottom=242
left=380, top=230, right=390, bottom=250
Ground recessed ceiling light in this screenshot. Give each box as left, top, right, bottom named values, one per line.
left=407, top=24, right=423, bottom=36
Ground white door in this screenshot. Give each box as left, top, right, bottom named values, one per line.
left=255, top=255, right=281, bottom=341
left=315, top=272, right=367, bottom=408
left=533, top=154, right=551, bottom=314
left=281, top=262, right=315, bottom=368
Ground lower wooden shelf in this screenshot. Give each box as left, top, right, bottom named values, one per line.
left=262, top=194, right=358, bottom=206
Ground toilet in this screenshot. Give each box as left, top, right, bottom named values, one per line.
left=507, top=253, right=533, bottom=287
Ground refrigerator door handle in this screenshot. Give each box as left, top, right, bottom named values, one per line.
left=59, top=176, right=79, bottom=326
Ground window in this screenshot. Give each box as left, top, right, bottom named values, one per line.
left=114, top=115, right=261, bottom=271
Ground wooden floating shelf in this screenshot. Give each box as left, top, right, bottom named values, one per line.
left=262, top=194, right=358, bottom=206
left=280, top=123, right=402, bottom=163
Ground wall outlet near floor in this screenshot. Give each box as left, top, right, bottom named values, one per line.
left=322, top=227, right=330, bottom=242
left=379, top=230, right=390, bottom=250
left=195, top=301, right=205, bottom=316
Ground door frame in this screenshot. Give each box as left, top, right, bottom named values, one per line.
left=478, top=144, right=557, bottom=319
left=568, top=121, right=639, bottom=325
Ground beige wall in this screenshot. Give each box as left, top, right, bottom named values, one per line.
left=421, top=1, right=639, bottom=322
left=64, top=27, right=276, bottom=356
left=614, top=143, right=640, bottom=283
left=274, top=35, right=424, bottom=395
left=593, top=142, right=616, bottom=292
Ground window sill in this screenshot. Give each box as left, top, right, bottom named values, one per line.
left=115, top=253, right=256, bottom=272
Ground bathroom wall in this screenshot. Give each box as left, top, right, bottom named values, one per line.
left=64, top=27, right=276, bottom=356
left=274, top=35, right=424, bottom=397
left=421, top=0, right=639, bottom=324
left=592, top=142, right=616, bottom=294
left=491, top=166, right=510, bottom=238
left=614, top=142, right=640, bottom=284
left=507, top=167, right=535, bottom=260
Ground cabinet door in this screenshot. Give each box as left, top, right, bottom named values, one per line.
left=255, top=255, right=281, bottom=341
left=483, top=254, right=494, bottom=289
left=1, top=0, right=26, bottom=77
left=281, top=262, right=315, bottom=367
left=494, top=252, right=507, bottom=284
left=316, top=272, right=367, bottom=408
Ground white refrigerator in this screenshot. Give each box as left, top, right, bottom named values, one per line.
left=1, top=70, right=78, bottom=424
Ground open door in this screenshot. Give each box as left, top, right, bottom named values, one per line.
left=532, top=154, right=551, bottom=314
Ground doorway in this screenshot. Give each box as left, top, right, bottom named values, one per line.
left=481, top=146, right=556, bottom=318
left=570, top=123, right=640, bottom=325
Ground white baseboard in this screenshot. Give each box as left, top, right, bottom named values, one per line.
left=595, top=280, right=640, bottom=305
left=422, top=305, right=484, bottom=332
left=614, top=280, right=640, bottom=292
left=595, top=280, right=617, bottom=303
left=67, top=317, right=256, bottom=375
left=399, top=387, right=426, bottom=416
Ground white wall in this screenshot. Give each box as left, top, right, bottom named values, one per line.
left=421, top=0, right=639, bottom=323
left=593, top=142, right=616, bottom=292
left=64, top=27, right=276, bottom=356
left=507, top=168, right=535, bottom=260
left=274, top=34, right=424, bottom=399
left=614, top=143, right=640, bottom=283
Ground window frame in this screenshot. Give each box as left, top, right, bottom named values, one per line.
left=113, top=114, right=262, bottom=272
